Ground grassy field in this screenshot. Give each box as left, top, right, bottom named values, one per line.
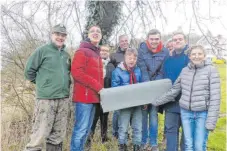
left=87, top=64, right=226, bottom=151
left=1, top=64, right=226, bottom=151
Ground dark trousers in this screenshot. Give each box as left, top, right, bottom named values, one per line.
left=164, top=111, right=185, bottom=151
left=91, top=104, right=109, bottom=139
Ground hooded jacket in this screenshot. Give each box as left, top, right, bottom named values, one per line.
left=71, top=41, right=104, bottom=103
left=154, top=61, right=221, bottom=130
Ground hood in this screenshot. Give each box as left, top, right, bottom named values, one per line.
left=79, top=41, right=100, bottom=54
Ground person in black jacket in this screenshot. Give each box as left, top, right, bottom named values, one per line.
left=89, top=45, right=115, bottom=143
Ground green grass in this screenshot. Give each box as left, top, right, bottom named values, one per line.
left=87, top=64, right=226, bottom=151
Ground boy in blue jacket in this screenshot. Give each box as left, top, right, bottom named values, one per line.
left=112, top=48, right=142, bottom=151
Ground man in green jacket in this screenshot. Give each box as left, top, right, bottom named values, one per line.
left=24, top=24, right=71, bottom=151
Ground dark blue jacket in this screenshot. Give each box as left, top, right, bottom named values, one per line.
left=112, top=62, right=142, bottom=87
left=163, top=45, right=189, bottom=113
left=137, top=42, right=169, bottom=82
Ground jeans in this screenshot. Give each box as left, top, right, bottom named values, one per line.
left=118, top=106, right=142, bottom=145
left=164, top=111, right=185, bottom=151
left=70, top=102, right=96, bottom=151
left=112, top=110, right=120, bottom=137
left=181, top=108, right=209, bottom=151
left=142, top=105, right=158, bottom=147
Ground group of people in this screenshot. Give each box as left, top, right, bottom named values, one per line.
left=24, top=24, right=220, bottom=151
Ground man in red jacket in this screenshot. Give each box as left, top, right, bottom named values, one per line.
left=70, top=25, right=104, bottom=151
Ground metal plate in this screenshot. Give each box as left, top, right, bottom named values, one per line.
left=100, top=79, right=172, bottom=112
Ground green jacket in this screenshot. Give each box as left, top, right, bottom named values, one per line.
left=25, top=42, right=71, bottom=99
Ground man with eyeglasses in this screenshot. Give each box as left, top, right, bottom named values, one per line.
left=162, top=31, right=189, bottom=151
left=137, top=29, right=169, bottom=151
left=24, top=24, right=71, bottom=151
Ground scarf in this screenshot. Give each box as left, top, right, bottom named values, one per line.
left=123, top=62, right=137, bottom=84
left=102, top=58, right=110, bottom=78
left=146, top=40, right=163, bottom=53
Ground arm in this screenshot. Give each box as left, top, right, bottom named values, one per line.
left=71, top=50, right=103, bottom=93
left=111, top=69, right=121, bottom=87
left=24, top=48, right=42, bottom=83
left=137, top=50, right=150, bottom=82
left=206, top=66, right=221, bottom=131
left=152, top=76, right=181, bottom=106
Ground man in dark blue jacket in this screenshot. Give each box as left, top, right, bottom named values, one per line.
left=163, top=31, right=189, bottom=151
left=137, top=29, right=169, bottom=151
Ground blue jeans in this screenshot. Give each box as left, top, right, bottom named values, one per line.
left=112, top=110, right=120, bottom=137
left=118, top=106, right=142, bottom=145
left=165, top=111, right=185, bottom=151
left=70, top=102, right=96, bottom=151
left=142, top=105, right=158, bottom=146
left=181, top=108, right=209, bottom=151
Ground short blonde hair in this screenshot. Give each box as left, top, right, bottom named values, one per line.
left=125, top=48, right=138, bottom=57
left=188, top=45, right=206, bottom=56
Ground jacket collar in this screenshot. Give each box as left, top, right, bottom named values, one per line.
left=50, top=42, right=66, bottom=51
left=172, top=44, right=189, bottom=56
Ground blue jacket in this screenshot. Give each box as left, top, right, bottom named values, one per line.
left=137, top=42, right=169, bottom=82
left=163, top=45, right=189, bottom=113
left=112, top=62, right=142, bottom=87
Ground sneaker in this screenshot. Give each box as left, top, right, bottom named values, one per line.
left=151, top=146, right=159, bottom=151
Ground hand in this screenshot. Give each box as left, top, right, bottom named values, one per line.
left=98, top=88, right=104, bottom=94
left=142, top=105, right=148, bottom=110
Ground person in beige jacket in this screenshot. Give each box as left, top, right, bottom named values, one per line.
left=152, top=45, right=221, bottom=151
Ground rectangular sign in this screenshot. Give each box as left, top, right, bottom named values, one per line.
left=100, top=79, right=172, bottom=112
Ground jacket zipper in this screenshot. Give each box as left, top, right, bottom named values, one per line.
left=189, top=68, right=197, bottom=110
left=85, top=88, right=88, bottom=101
left=60, top=51, right=65, bottom=93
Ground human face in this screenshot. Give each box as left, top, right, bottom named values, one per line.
left=147, top=34, right=161, bottom=50
left=189, top=48, right=206, bottom=65
left=100, top=46, right=110, bottom=59
left=88, top=26, right=102, bottom=46
left=51, top=32, right=67, bottom=48
left=166, top=41, right=174, bottom=52
left=172, top=34, right=186, bottom=50
left=119, top=36, right=129, bottom=51
left=125, top=53, right=137, bottom=68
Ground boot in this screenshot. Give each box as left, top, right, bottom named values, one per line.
left=46, top=142, right=62, bottom=151
left=118, top=144, right=127, bottom=151
left=133, top=145, right=141, bottom=151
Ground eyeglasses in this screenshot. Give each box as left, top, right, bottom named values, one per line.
left=173, top=38, right=183, bottom=42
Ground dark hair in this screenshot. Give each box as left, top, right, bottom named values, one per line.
left=147, top=29, right=161, bottom=38
left=88, top=25, right=101, bottom=33
left=172, top=31, right=186, bottom=40
left=187, top=45, right=206, bottom=56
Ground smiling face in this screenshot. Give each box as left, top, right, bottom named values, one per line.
left=119, top=35, right=129, bottom=51
left=147, top=34, right=161, bottom=50
left=51, top=32, right=67, bottom=48
left=189, top=47, right=206, bottom=65
left=88, top=26, right=102, bottom=46
left=100, top=46, right=110, bottom=59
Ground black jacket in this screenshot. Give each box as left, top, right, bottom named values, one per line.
left=104, top=62, right=115, bottom=88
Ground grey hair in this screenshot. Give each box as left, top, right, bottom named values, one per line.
left=125, top=48, right=138, bottom=56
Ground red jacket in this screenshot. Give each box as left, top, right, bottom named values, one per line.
left=71, top=41, right=103, bottom=103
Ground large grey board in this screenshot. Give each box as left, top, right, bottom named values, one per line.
left=100, top=79, right=172, bottom=112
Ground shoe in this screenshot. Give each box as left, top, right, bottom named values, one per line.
left=118, top=144, right=127, bottom=151
left=46, top=142, right=62, bottom=151
left=133, top=144, right=141, bottom=151
left=151, top=146, right=159, bottom=151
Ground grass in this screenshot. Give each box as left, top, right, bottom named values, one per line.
left=1, top=64, right=226, bottom=151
